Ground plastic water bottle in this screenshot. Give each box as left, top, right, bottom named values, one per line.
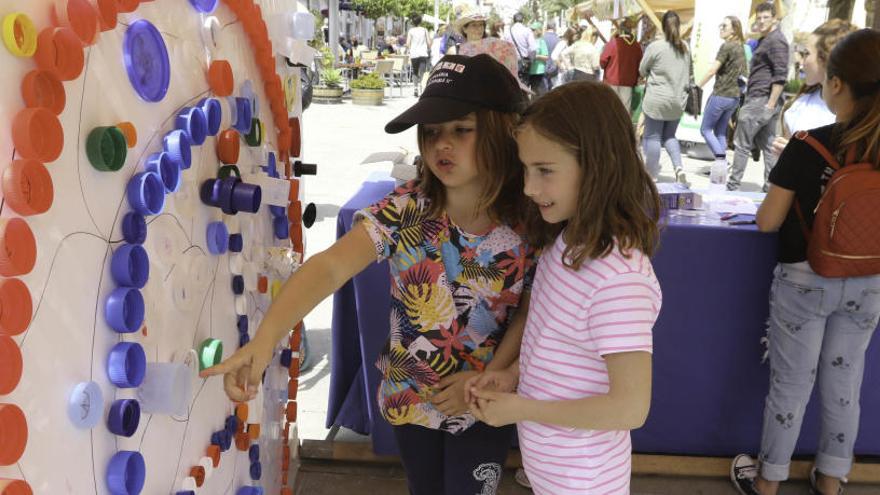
left=710, top=156, right=727, bottom=190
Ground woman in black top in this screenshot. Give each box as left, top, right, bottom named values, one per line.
left=731, top=29, right=880, bottom=495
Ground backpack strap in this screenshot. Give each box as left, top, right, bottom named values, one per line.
left=792, top=130, right=841, bottom=170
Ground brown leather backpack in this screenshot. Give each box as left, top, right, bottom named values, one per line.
left=793, top=130, right=880, bottom=277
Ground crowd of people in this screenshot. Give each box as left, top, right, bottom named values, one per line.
left=207, top=4, right=880, bottom=495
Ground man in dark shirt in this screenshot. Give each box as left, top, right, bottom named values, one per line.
left=727, top=2, right=790, bottom=192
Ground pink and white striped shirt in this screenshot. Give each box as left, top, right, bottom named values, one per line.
left=517, top=233, right=661, bottom=495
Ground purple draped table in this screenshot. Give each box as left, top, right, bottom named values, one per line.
left=327, top=180, right=880, bottom=456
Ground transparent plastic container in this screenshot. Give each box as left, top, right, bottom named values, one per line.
left=137, top=362, right=191, bottom=415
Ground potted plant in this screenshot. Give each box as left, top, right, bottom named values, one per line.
left=314, top=68, right=344, bottom=103
left=350, top=72, right=385, bottom=106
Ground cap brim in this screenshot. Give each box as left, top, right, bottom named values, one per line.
left=384, top=97, right=480, bottom=134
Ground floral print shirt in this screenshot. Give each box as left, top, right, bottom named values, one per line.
left=355, top=181, right=536, bottom=433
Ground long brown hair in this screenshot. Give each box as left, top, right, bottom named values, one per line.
left=416, top=109, right=528, bottom=226
left=519, top=82, right=661, bottom=269
left=724, top=16, right=745, bottom=44
left=827, top=28, right=880, bottom=167
left=781, top=19, right=858, bottom=127
left=662, top=10, right=686, bottom=55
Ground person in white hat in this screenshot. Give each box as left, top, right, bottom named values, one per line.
left=456, top=7, right=529, bottom=94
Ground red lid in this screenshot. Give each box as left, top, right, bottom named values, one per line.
left=247, top=423, right=260, bottom=440
left=92, top=0, right=118, bottom=31
left=208, top=60, right=233, bottom=97
left=115, top=0, right=139, bottom=13
left=0, top=479, right=33, bottom=495
left=0, top=403, right=28, bottom=465
left=290, top=225, right=303, bottom=255
left=2, top=159, right=54, bottom=216
left=12, top=108, right=64, bottom=163
left=0, top=219, right=37, bottom=277
left=287, top=201, right=302, bottom=224
left=235, top=403, right=248, bottom=422
left=287, top=359, right=300, bottom=379
left=285, top=402, right=296, bottom=423
left=34, top=27, right=85, bottom=81
left=216, top=129, right=240, bottom=164
left=53, top=0, right=99, bottom=45
left=234, top=431, right=249, bottom=451
left=189, top=466, right=205, bottom=487
left=0, top=279, right=33, bottom=337
left=288, top=179, right=300, bottom=202
left=0, top=338, right=23, bottom=395
left=21, top=70, right=66, bottom=115
left=206, top=445, right=220, bottom=467
left=288, top=118, right=301, bottom=158
left=287, top=378, right=298, bottom=401
left=115, top=122, right=137, bottom=148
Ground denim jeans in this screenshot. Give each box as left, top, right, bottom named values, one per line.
left=759, top=262, right=880, bottom=481
left=729, top=95, right=782, bottom=190
left=700, top=95, right=739, bottom=157
left=643, top=115, right=682, bottom=179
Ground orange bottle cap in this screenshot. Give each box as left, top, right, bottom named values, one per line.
left=91, top=0, right=117, bottom=31
left=115, top=122, right=137, bottom=148
left=234, top=431, right=249, bottom=451
left=206, top=445, right=220, bottom=467
left=0, top=403, right=28, bottom=465
left=289, top=118, right=301, bottom=158
left=34, top=27, right=84, bottom=81
left=2, top=159, right=54, bottom=216
left=281, top=471, right=289, bottom=484
left=287, top=379, right=298, bottom=401
left=290, top=225, right=303, bottom=254
left=53, top=0, right=99, bottom=46
left=256, top=276, right=268, bottom=294
left=208, top=60, right=233, bottom=97
left=247, top=423, right=260, bottom=440
left=282, top=422, right=289, bottom=440
left=285, top=402, right=297, bottom=423
left=0, top=279, right=32, bottom=337
left=0, top=479, right=32, bottom=495
left=282, top=444, right=291, bottom=463
left=281, top=486, right=292, bottom=495
left=288, top=359, right=300, bottom=379
left=235, top=403, right=248, bottom=422
left=287, top=201, right=302, bottom=224
left=0, top=337, right=23, bottom=395
left=12, top=107, right=64, bottom=163
left=0, top=219, right=37, bottom=277
left=216, top=129, right=240, bottom=164
left=21, top=69, right=65, bottom=115
left=116, top=0, right=139, bottom=13
left=288, top=179, right=300, bottom=201
left=189, top=465, right=205, bottom=487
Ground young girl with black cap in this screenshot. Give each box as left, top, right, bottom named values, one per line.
left=203, top=54, right=540, bottom=495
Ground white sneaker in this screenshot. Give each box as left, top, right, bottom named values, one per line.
left=730, top=454, right=760, bottom=495
left=514, top=468, right=531, bottom=489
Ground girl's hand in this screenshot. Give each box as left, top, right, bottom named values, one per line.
left=464, top=369, right=518, bottom=402
left=470, top=389, right=527, bottom=427
left=199, top=336, right=276, bottom=402
left=772, top=136, right=789, bottom=155
left=431, top=370, right=478, bottom=416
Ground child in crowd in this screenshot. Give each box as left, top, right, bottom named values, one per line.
left=203, top=54, right=537, bottom=495
left=466, top=81, right=663, bottom=494
left=732, top=28, right=880, bottom=495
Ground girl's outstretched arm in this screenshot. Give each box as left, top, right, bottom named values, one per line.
left=200, top=223, right=377, bottom=401
left=472, top=351, right=652, bottom=430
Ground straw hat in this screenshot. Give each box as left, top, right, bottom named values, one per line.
left=454, top=6, right=487, bottom=36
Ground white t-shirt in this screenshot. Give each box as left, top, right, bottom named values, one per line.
left=784, top=89, right=835, bottom=134
left=407, top=27, right=430, bottom=58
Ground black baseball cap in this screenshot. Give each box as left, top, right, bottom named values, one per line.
left=384, top=54, right=525, bottom=134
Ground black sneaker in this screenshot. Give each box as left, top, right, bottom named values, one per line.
left=731, top=454, right=761, bottom=495
left=751, top=147, right=761, bottom=162
left=809, top=467, right=845, bottom=495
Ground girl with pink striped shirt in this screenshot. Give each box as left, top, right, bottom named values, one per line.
left=466, top=81, right=663, bottom=494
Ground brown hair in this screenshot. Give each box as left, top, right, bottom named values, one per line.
left=782, top=19, right=858, bottom=127
left=724, top=16, right=745, bottom=44
left=755, top=1, right=776, bottom=17
left=416, top=109, right=528, bottom=226
left=519, top=82, right=661, bottom=268
left=662, top=10, right=687, bottom=55
left=827, top=28, right=880, bottom=167
left=562, top=26, right=580, bottom=45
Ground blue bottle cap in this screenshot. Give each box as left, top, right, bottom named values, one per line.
left=264, top=151, right=277, bottom=178
left=210, top=430, right=224, bottom=447
left=206, top=222, right=229, bottom=255
left=107, top=399, right=141, bottom=437
left=199, top=179, right=220, bottom=207
left=107, top=342, right=147, bottom=388
left=198, top=97, right=222, bottom=136
left=228, top=233, right=243, bottom=252
left=68, top=381, right=104, bottom=429
left=105, top=287, right=145, bottom=333
left=249, top=461, right=262, bottom=480
left=231, top=182, right=262, bottom=214
left=232, top=275, right=244, bottom=295
left=219, top=429, right=232, bottom=451
left=176, top=492, right=195, bottom=495
left=121, top=212, right=147, bottom=245
left=236, top=315, right=248, bottom=334
left=218, top=177, right=239, bottom=215
left=107, top=450, right=146, bottom=495
left=111, top=244, right=150, bottom=289
left=269, top=205, right=285, bottom=218
left=238, top=332, right=250, bottom=347
left=273, top=216, right=289, bottom=240
left=127, top=171, right=165, bottom=216
left=163, top=130, right=192, bottom=169
left=145, top=152, right=181, bottom=193
left=233, top=97, right=252, bottom=133
left=176, top=106, right=208, bottom=146
left=279, top=349, right=292, bottom=368
left=248, top=444, right=260, bottom=463
left=189, top=0, right=219, bottom=13
left=236, top=487, right=263, bottom=495
left=224, top=414, right=239, bottom=434
left=240, top=80, right=259, bottom=117
left=123, top=20, right=170, bottom=103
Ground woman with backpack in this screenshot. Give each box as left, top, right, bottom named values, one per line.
left=731, top=28, right=880, bottom=495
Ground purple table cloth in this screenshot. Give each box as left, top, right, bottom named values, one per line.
left=327, top=180, right=880, bottom=457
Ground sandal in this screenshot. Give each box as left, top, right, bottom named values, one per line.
left=810, top=467, right=845, bottom=495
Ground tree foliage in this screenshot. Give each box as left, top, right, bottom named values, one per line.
left=354, top=0, right=449, bottom=21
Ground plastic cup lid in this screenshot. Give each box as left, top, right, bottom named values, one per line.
left=20, top=69, right=65, bottom=115
left=0, top=279, right=32, bottom=336
left=2, top=159, right=54, bottom=216
left=123, top=20, right=170, bottom=102
left=0, top=337, right=22, bottom=395
left=217, top=129, right=240, bottom=165
left=54, top=0, right=99, bottom=45
left=34, top=27, right=84, bottom=81
left=208, top=60, right=233, bottom=97
left=0, top=403, right=28, bottom=465
left=0, top=478, right=32, bottom=495
left=93, top=0, right=118, bottom=31
left=106, top=450, right=145, bottom=494
left=67, top=381, right=104, bottom=429
left=0, top=219, right=37, bottom=277
left=12, top=107, right=63, bottom=163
